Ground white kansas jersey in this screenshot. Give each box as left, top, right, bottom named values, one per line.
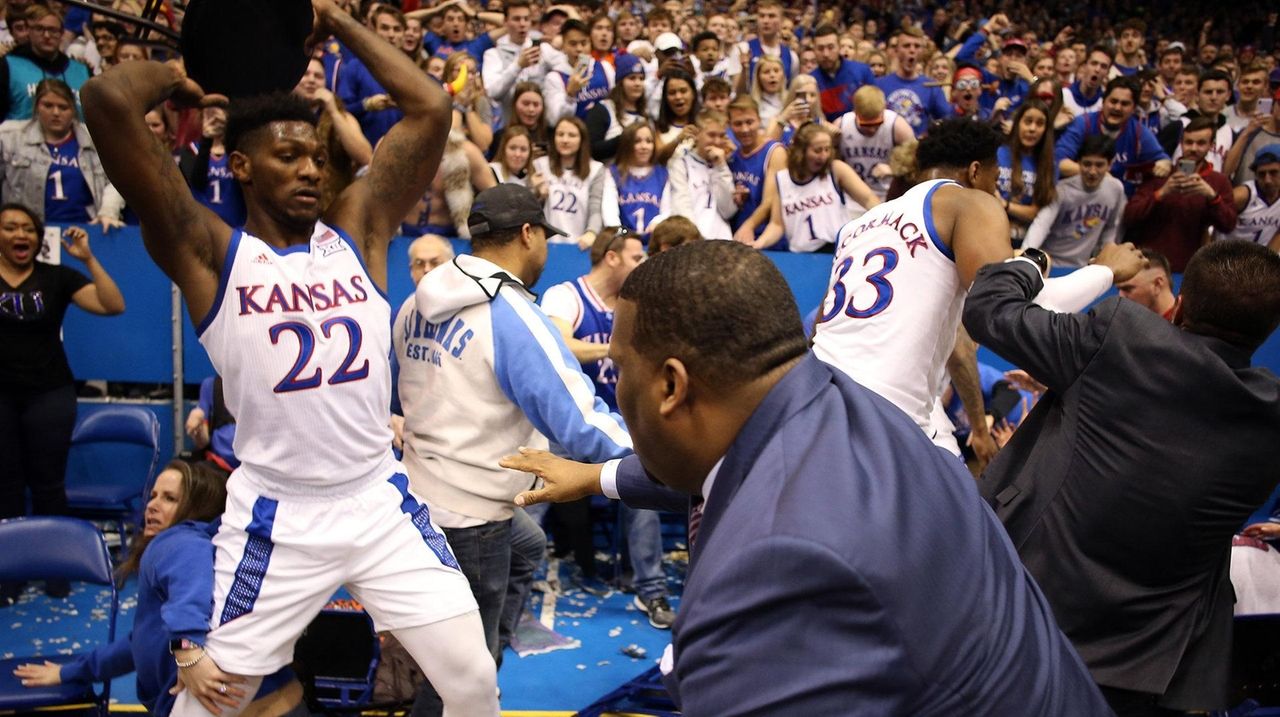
left=678, top=151, right=734, bottom=241
left=777, top=168, right=856, bottom=252
left=1223, top=181, right=1280, bottom=246
left=812, top=179, right=965, bottom=447
left=838, top=109, right=898, bottom=200
left=534, top=156, right=612, bottom=242
left=198, top=223, right=394, bottom=495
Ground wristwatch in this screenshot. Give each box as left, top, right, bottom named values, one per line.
left=1021, top=247, right=1051, bottom=276
left=169, top=638, right=200, bottom=654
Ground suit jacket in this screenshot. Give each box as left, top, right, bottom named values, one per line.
left=615, top=354, right=1109, bottom=716
left=964, top=260, right=1280, bottom=709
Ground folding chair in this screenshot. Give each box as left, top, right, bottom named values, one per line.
left=0, top=517, right=118, bottom=717
left=64, top=406, right=161, bottom=554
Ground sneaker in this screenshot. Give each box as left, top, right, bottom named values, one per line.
left=575, top=574, right=614, bottom=598
left=634, top=594, right=675, bottom=629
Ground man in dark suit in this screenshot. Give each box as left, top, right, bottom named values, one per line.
left=503, top=241, right=1110, bottom=715
left=963, top=239, right=1280, bottom=716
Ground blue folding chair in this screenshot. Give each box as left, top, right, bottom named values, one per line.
left=64, top=406, right=161, bottom=553
left=0, top=517, right=118, bottom=717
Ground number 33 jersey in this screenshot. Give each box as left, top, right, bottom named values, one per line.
left=198, top=223, right=395, bottom=495
left=812, top=179, right=965, bottom=442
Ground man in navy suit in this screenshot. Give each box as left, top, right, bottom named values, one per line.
left=503, top=241, right=1110, bottom=715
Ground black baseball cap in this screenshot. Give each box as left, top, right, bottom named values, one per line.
left=468, top=185, right=566, bottom=239
left=181, top=0, right=313, bottom=99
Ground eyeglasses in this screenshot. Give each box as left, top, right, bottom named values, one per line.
left=31, top=25, right=63, bottom=36
left=953, top=78, right=981, bottom=91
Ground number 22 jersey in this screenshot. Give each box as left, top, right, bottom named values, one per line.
left=812, top=179, right=964, bottom=444
left=197, top=222, right=395, bottom=495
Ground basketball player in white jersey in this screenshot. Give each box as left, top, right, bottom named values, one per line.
left=81, top=2, right=498, bottom=716
left=838, top=86, right=914, bottom=201
left=753, top=122, right=880, bottom=252
left=1226, top=144, right=1280, bottom=250
left=813, top=119, right=1142, bottom=467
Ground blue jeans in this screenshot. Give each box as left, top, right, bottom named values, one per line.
left=410, top=518, right=510, bottom=717
left=499, top=508, right=546, bottom=657
left=442, top=520, right=511, bottom=660
left=623, top=505, right=667, bottom=600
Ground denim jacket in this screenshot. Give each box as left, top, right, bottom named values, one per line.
left=0, top=118, right=109, bottom=220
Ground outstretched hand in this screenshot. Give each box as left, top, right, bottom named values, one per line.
left=500, top=447, right=605, bottom=507
left=13, top=661, right=62, bottom=687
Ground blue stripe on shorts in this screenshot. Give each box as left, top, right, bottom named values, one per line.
left=387, top=473, right=461, bottom=570
left=219, top=497, right=278, bottom=625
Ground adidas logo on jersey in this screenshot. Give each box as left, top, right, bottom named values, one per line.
left=253, top=253, right=271, bottom=265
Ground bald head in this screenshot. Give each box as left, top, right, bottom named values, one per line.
left=409, top=234, right=455, bottom=285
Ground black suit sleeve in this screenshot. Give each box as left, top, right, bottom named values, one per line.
left=962, top=260, right=1111, bottom=394
left=615, top=454, right=689, bottom=514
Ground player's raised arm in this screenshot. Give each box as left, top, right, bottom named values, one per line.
left=81, top=62, right=230, bottom=322
left=320, top=0, right=452, bottom=282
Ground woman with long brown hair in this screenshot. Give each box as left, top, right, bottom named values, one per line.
left=998, top=100, right=1057, bottom=247
left=753, top=122, right=880, bottom=252
left=14, top=461, right=306, bottom=717
left=611, top=120, right=670, bottom=237
left=532, top=117, right=617, bottom=248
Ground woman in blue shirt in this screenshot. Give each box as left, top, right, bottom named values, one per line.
left=998, top=100, right=1058, bottom=247
left=611, top=120, right=670, bottom=240
left=13, top=460, right=303, bottom=717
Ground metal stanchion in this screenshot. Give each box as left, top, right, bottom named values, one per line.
left=171, top=282, right=184, bottom=457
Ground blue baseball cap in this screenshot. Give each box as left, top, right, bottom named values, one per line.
left=1251, top=143, right=1280, bottom=171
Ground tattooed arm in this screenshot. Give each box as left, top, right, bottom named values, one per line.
left=320, top=0, right=452, bottom=292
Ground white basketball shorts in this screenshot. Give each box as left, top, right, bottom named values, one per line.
left=203, top=467, right=478, bottom=675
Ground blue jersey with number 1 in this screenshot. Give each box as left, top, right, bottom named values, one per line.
left=613, top=164, right=668, bottom=238
left=44, top=136, right=94, bottom=223
left=198, top=150, right=246, bottom=227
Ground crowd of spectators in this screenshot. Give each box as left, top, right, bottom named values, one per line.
left=2, top=0, right=1280, bottom=713
left=0, top=0, right=1272, bottom=263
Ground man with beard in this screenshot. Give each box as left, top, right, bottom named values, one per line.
left=809, top=24, right=875, bottom=121
left=1125, top=117, right=1237, bottom=271
left=1056, top=76, right=1170, bottom=196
